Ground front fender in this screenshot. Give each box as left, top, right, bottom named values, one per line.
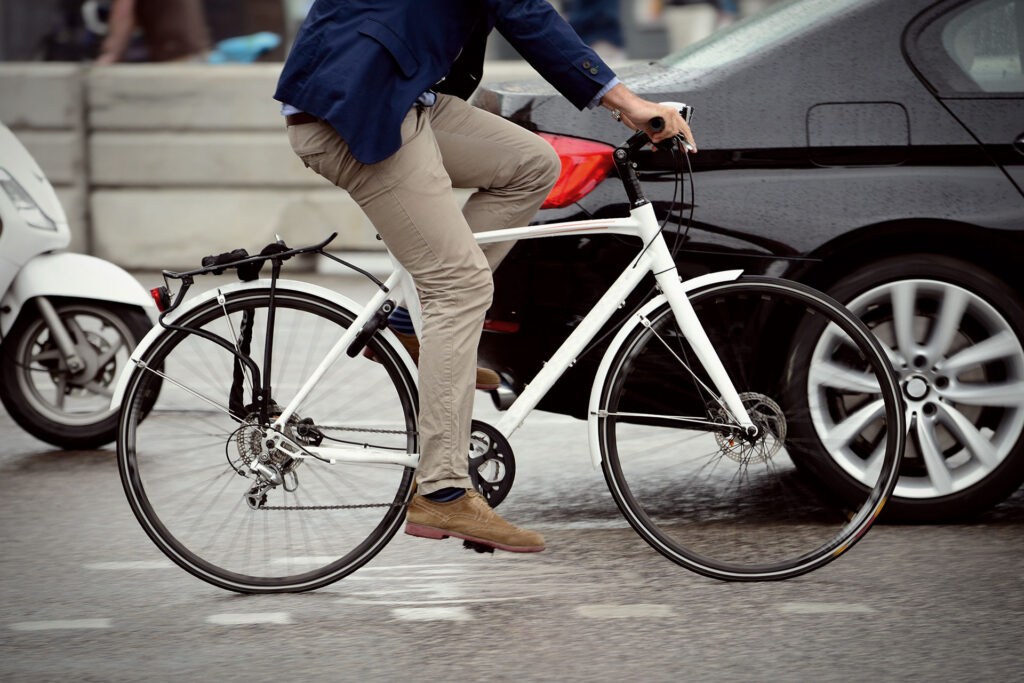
left=586, top=269, right=743, bottom=470
left=0, top=252, right=156, bottom=336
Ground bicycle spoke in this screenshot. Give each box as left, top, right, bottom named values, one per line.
left=118, top=288, right=417, bottom=593
left=597, top=278, right=903, bottom=580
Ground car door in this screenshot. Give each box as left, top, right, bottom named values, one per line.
left=907, top=0, right=1024, bottom=195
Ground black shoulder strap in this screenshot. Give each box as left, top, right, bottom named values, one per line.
left=435, top=19, right=489, bottom=101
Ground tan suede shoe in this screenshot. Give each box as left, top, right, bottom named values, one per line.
left=406, top=490, right=545, bottom=552
left=390, top=329, right=501, bottom=391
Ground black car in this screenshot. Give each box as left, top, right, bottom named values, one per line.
left=475, top=0, right=1024, bottom=522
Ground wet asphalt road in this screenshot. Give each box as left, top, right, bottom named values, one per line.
left=1, top=273, right=1022, bottom=681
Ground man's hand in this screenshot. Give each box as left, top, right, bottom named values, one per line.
left=601, top=83, right=697, bottom=152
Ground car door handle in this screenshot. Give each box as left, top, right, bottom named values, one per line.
left=1015, top=134, right=1024, bottom=156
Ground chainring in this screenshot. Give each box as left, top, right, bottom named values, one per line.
left=469, top=419, right=516, bottom=508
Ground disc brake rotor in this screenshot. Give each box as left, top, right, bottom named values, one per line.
left=714, top=392, right=787, bottom=465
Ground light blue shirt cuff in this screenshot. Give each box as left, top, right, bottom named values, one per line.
left=587, top=77, right=620, bottom=110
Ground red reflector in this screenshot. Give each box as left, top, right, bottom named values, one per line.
left=538, top=133, right=615, bottom=209
left=150, top=286, right=169, bottom=312
left=483, top=318, right=520, bottom=333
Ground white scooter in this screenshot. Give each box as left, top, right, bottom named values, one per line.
left=0, top=122, right=157, bottom=449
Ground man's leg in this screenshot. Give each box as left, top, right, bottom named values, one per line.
left=288, top=109, right=545, bottom=552
left=428, top=94, right=561, bottom=270
left=288, top=110, right=486, bottom=494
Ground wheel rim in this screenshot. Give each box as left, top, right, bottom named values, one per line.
left=13, top=303, right=137, bottom=426
left=119, top=291, right=418, bottom=591
left=599, top=280, right=902, bottom=580
left=811, top=279, right=1024, bottom=499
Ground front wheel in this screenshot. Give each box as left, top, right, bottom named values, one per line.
left=117, top=287, right=419, bottom=593
left=0, top=299, right=153, bottom=449
left=594, top=277, right=905, bottom=581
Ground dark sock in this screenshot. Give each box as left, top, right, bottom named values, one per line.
left=425, top=487, right=466, bottom=502
left=388, top=306, right=416, bottom=335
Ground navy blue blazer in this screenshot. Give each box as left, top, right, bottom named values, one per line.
left=274, top=0, right=615, bottom=164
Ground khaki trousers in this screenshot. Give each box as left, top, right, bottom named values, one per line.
left=287, top=94, right=560, bottom=494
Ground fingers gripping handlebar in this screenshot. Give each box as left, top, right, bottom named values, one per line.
left=648, top=103, right=695, bottom=151
left=648, top=102, right=694, bottom=133
left=616, top=103, right=694, bottom=207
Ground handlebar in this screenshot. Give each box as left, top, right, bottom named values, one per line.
left=646, top=103, right=695, bottom=151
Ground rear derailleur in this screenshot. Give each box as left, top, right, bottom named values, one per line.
left=228, top=404, right=324, bottom=510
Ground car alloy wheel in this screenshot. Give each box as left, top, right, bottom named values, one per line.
left=806, top=255, right=1024, bottom=522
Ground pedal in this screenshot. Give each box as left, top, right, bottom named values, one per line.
left=462, top=539, right=495, bottom=554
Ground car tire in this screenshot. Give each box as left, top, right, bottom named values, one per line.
left=790, top=254, right=1024, bottom=522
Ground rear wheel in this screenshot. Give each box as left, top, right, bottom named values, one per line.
left=809, top=256, right=1024, bottom=521
left=117, top=288, right=418, bottom=593
left=595, top=277, right=904, bottom=581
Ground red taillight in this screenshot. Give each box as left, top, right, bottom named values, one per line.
left=538, top=133, right=615, bottom=209
left=150, top=286, right=170, bottom=312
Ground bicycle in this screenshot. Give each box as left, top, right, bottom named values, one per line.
left=114, top=107, right=905, bottom=593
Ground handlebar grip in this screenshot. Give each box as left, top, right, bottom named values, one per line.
left=649, top=116, right=665, bottom=133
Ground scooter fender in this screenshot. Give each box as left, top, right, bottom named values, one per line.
left=0, top=252, right=157, bottom=337
left=586, top=269, right=744, bottom=470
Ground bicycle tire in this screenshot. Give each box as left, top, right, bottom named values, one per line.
left=595, top=277, right=905, bottom=581
left=117, top=286, right=418, bottom=593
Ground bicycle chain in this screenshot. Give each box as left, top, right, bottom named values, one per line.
left=315, top=425, right=414, bottom=435
left=259, top=502, right=406, bottom=511
left=257, top=423, right=414, bottom=510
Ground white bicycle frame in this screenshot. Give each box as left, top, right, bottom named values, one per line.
left=266, top=201, right=753, bottom=469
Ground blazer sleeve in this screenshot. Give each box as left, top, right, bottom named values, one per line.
left=490, top=0, right=616, bottom=110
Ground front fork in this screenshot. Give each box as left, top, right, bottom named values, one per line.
left=637, top=205, right=757, bottom=437
left=35, top=296, right=86, bottom=374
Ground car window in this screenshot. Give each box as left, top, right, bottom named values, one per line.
left=661, top=0, right=864, bottom=70
left=910, top=0, right=1024, bottom=95
left=941, top=0, right=1024, bottom=92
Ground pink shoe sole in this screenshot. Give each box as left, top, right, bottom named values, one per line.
left=405, top=522, right=545, bottom=553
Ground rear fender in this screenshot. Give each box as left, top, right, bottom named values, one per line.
left=108, top=279, right=415, bottom=411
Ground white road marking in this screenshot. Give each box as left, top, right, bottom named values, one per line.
left=344, top=573, right=470, bottom=581
left=778, top=602, right=876, bottom=614
left=339, top=596, right=538, bottom=606
left=83, top=561, right=174, bottom=570
left=10, top=619, right=112, bottom=631
left=349, top=584, right=463, bottom=598
left=206, top=612, right=293, bottom=626
left=534, top=520, right=631, bottom=530
left=267, top=559, right=474, bottom=569
left=359, top=563, right=473, bottom=571
left=270, top=556, right=340, bottom=566
left=391, top=607, right=472, bottom=622
left=576, top=604, right=675, bottom=619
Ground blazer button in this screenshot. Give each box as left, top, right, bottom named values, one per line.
left=582, top=60, right=591, bottom=68
left=590, top=66, right=599, bottom=74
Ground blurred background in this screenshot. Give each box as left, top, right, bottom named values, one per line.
left=0, top=1, right=786, bottom=63
left=0, top=1, right=784, bottom=268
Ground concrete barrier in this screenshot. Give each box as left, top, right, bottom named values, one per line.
left=0, top=64, right=89, bottom=254
left=0, top=61, right=539, bottom=270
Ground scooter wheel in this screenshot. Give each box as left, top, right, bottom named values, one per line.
left=0, top=299, right=154, bottom=450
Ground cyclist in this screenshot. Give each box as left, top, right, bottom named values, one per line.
left=275, top=0, right=694, bottom=553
